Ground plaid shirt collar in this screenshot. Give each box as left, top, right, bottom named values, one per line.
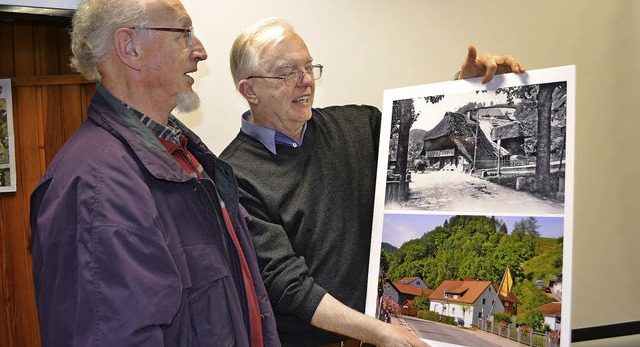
left=95, top=83, right=182, bottom=145
left=118, top=103, right=182, bottom=145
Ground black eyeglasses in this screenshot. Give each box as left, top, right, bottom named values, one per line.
left=131, top=26, right=194, bottom=46
left=247, top=64, right=323, bottom=87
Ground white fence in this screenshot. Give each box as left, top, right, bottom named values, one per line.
left=478, top=320, right=560, bottom=347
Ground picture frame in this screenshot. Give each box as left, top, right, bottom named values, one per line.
left=1, top=79, right=17, bottom=193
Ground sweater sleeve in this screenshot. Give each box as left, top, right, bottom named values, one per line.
left=247, top=214, right=328, bottom=323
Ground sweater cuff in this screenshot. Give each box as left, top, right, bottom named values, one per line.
left=295, top=284, right=327, bottom=323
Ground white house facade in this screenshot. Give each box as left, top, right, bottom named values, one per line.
left=429, top=279, right=520, bottom=328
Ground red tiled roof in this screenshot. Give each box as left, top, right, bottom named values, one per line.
left=429, top=280, right=491, bottom=304
left=392, top=282, right=433, bottom=297
left=536, top=302, right=561, bottom=316
left=397, top=277, right=420, bottom=284
left=429, top=279, right=521, bottom=305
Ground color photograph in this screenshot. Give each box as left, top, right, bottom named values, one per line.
left=379, top=213, right=564, bottom=347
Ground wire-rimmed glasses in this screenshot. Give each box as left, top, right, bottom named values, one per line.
left=247, top=64, right=323, bottom=87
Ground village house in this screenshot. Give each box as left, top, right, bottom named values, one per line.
left=396, top=276, right=429, bottom=288
left=549, top=273, right=563, bottom=296
left=382, top=277, right=433, bottom=315
left=421, top=111, right=507, bottom=172
left=428, top=278, right=521, bottom=328
left=536, top=302, right=562, bottom=331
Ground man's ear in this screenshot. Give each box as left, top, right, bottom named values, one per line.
left=238, top=80, right=259, bottom=105
left=114, top=28, right=142, bottom=70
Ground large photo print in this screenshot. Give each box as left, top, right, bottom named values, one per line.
left=366, top=66, right=575, bottom=347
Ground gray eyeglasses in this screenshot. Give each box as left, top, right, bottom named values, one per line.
left=247, top=64, right=323, bottom=87
left=130, top=26, right=194, bottom=46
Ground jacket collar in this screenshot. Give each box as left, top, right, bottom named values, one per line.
left=90, top=84, right=198, bottom=182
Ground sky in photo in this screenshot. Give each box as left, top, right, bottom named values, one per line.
left=381, top=213, right=564, bottom=248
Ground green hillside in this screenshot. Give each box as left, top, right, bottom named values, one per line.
left=383, top=215, right=562, bottom=324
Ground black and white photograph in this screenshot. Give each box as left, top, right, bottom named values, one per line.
left=366, top=66, right=575, bottom=347
left=0, top=79, right=16, bottom=193
left=382, top=69, right=573, bottom=215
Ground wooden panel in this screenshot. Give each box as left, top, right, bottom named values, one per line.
left=34, top=25, right=55, bottom=75
left=42, top=85, right=65, bottom=166
left=12, top=24, right=35, bottom=76
left=0, top=22, right=15, bottom=76
left=0, top=196, right=17, bottom=347
left=61, top=84, right=90, bottom=139
left=10, top=75, right=89, bottom=86
left=34, top=24, right=71, bottom=76
left=56, top=26, right=74, bottom=75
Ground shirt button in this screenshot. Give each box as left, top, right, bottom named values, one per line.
left=292, top=143, right=298, bottom=147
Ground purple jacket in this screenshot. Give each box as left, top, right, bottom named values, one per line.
left=30, top=86, right=280, bottom=347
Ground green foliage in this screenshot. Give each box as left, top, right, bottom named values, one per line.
left=381, top=242, right=398, bottom=255
left=514, top=281, right=554, bottom=323
left=524, top=310, right=544, bottom=331
left=492, top=311, right=512, bottom=325
left=412, top=295, right=430, bottom=311
left=380, top=249, right=390, bottom=276
left=522, top=238, right=563, bottom=282
left=0, top=110, right=8, bottom=152
left=416, top=310, right=455, bottom=325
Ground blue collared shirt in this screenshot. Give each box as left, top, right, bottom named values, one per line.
left=240, top=109, right=325, bottom=154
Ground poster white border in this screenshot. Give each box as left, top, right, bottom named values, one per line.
left=365, top=66, right=575, bottom=347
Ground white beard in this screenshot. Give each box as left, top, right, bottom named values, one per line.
left=175, top=91, right=201, bottom=113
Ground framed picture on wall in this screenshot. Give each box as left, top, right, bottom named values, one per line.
left=0, top=79, right=17, bottom=193
left=365, top=66, right=575, bottom=347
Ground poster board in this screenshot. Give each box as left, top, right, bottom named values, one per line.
left=366, top=66, right=575, bottom=347
left=0, top=79, right=16, bottom=193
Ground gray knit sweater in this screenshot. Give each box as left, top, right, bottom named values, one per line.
left=220, top=104, right=381, bottom=346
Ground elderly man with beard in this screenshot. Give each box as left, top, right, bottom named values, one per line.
left=29, top=0, right=280, bottom=346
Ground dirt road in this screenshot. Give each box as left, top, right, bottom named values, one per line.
left=391, top=171, right=564, bottom=214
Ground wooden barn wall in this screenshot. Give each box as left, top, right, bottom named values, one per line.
left=0, top=17, right=94, bottom=347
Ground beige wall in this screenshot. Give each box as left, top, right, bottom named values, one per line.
left=181, top=0, right=640, bottom=345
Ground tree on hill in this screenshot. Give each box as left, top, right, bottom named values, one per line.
left=514, top=280, right=554, bottom=323
left=381, top=242, right=398, bottom=255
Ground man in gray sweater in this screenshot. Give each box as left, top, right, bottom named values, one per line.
left=220, top=18, right=524, bottom=347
